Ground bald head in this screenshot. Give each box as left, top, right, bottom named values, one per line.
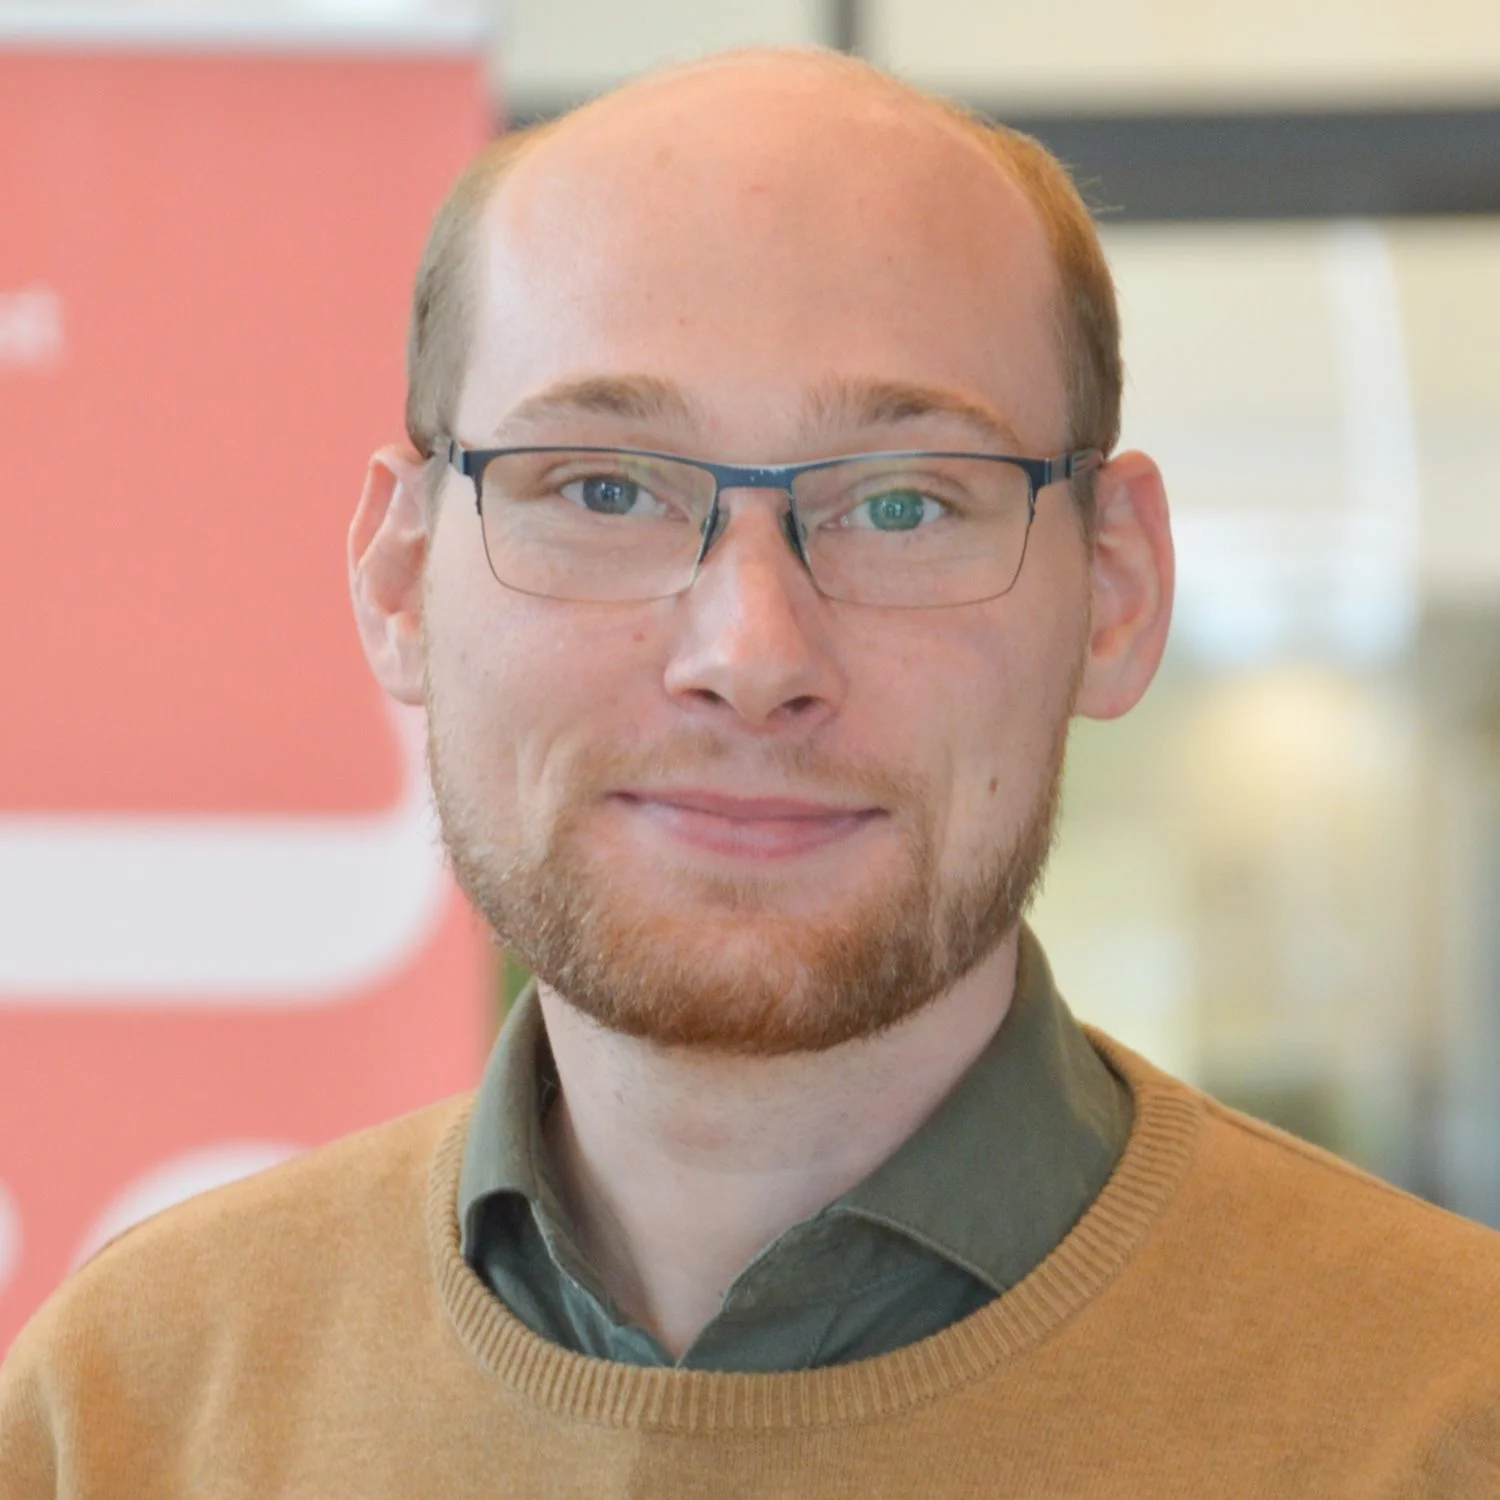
left=360, top=50, right=1172, bottom=1075
left=405, top=49, right=1120, bottom=523
left=506, top=49, right=1038, bottom=231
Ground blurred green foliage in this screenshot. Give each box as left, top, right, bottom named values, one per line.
left=500, top=949, right=533, bottom=1018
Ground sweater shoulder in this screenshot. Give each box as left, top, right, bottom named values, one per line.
left=1093, top=1028, right=1500, bottom=1302
left=1081, top=1030, right=1500, bottom=1462
left=6, top=1095, right=473, bottom=1373
left=107, top=1093, right=468, bottom=1263
left=1202, top=1091, right=1500, bottom=1260
left=1, top=1098, right=478, bottom=1490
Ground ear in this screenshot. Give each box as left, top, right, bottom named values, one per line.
left=349, top=444, right=433, bottom=707
left=1074, top=449, right=1174, bottom=721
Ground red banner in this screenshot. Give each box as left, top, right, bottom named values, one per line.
left=0, top=36, right=492, bottom=1351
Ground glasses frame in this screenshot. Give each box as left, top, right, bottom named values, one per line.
left=444, top=440, right=1103, bottom=607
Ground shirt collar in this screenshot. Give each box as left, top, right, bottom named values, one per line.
left=459, top=981, right=557, bottom=1261
left=459, top=924, right=1131, bottom=1295
left=833, top=925, right=1131, bottom=1291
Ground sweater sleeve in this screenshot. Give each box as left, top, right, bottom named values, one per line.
left=0, top=1309, right=61, bottom=1500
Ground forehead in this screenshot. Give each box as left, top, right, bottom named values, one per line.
left=460, top=63, right=1067, bottom=454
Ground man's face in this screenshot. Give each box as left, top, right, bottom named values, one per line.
left=420, top=65, right=1094, bottom=1054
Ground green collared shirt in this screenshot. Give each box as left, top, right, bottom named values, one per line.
left=459, top=928, right=1132, bottom=1372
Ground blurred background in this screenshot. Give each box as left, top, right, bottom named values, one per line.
left=3, top=0, right=1498, bottom=1349
left=499, top=0, right=1500, bottom=1225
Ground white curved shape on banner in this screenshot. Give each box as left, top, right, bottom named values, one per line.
left=72, top=1140, right=303, bottom=1269
left=0, top=1180, right=19, bottom=1295
left=0, top=703, right=449, bottom=1004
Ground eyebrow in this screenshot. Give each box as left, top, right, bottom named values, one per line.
left=802, top=376, right=1026, bottom=453
left=491, top=373, right=1026, bottom=453
left=493, top=375, right=699, bottom=438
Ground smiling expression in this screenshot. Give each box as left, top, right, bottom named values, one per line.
left=409, top=58, right=1105, bottom=1053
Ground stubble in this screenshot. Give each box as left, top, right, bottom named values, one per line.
left=430, top=707, right=1072, bottom=1057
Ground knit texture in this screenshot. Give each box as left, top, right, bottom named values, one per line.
left=4, top=1033, right=1499, bottom=1497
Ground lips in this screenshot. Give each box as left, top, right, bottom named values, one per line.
left=612, top=788, right=883, bottom=859
left=617, top=789, right=873, bottom=819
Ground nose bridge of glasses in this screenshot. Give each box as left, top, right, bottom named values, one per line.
left=696, top=461, right=807, bottom=565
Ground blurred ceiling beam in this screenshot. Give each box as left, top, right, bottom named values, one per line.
left=827, top=0, right=861, bottom=55
left=503, top=99, right=1500, bottom=222
left=1004, top=106, right=1500, bottom=221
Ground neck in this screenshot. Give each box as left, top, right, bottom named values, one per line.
left=536, top=929, right=1020, bottom=1359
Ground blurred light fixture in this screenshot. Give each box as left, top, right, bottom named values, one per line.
left=1115, top=222, right=1422, bottom=669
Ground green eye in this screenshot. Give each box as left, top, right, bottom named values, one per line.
left=861, top=489, right=936, bottom=531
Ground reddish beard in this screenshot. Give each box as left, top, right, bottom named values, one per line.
left=431, top=727, right=1068, bottom=1057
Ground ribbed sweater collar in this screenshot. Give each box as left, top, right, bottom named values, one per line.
left=428, top=1033, right=1203, bottom=1431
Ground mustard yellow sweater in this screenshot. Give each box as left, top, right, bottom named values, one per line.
left=4, top=1034, right=1500, bottom=1497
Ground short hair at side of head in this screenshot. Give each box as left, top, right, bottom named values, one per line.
left=405, top=122, right=555, bottom=492
left=942, top=110, right=1121, bottom=536
left=403, top=54, right=1121, bottom=532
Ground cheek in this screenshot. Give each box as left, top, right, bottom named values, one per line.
left=424, top=548, right=658, bottom=835
left=434, top=611, right=572, bottom=786
left=876, top=601, right=1081, bottom=865
left=949, top=635, right=1052, bottom=781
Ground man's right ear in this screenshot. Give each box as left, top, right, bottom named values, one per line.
left=349, top=445, right=432, bottom=706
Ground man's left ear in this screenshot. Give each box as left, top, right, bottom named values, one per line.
left=1074, top=449, right=1174, bottom=721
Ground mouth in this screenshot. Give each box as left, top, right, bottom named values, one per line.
left=611, top=788, right=886, bottom=860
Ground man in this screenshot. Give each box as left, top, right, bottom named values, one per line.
left=3, top=47, right=1499, bottom=1498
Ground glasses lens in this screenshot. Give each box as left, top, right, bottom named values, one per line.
left=476, top=450, right=717, bottom=602
left=791, top=455, right=1034, bottom=607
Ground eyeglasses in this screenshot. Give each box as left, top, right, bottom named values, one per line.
left=444, top=441, right=1102, bottom=609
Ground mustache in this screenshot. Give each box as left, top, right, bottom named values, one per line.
left=556, top=730, right=924, bottom=812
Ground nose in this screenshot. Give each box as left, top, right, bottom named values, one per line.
left=662, top=490, right=845, bottom=730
